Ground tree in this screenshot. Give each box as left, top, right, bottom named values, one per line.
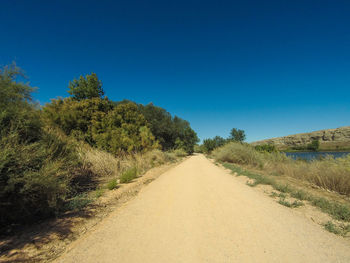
left=307, top=139, right=319, bottom=151
left=138, top=103, right=198, bottom=153
left=202, top=136, right=227, bottom=153
left=93, top=102, right=158, bottom=153
left=42, top=97, right=113, bottom=145
left=229, top=128, right=246, bottom=142
left=68, top=73, right=104, bottom=100
left=0, top=63, right=41, bottom=143
left=138, top=103, right=174, bottom=150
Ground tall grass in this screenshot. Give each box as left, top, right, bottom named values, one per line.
left=80, top=147, right=177, bottom=183
left=213, top=142, right=350, bottom=196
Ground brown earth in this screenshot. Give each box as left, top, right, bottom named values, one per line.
left=54, top=154, right=350, bottom=263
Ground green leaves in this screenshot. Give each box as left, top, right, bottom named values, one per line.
left=68, top=73, right=104, bottom=100
left=229, top=128, right=246, bottom=142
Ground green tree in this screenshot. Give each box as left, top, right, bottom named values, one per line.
left=0, top=63, right=41, bottom=143
left=68, top=73, right=104, bottom=100
left=202, top=136, right=227, bottom=153
left=42, top=97, right=113, bottom=145
left=307, top=139, right=319, bottom=151
left=139, top=103, right=174, bottom=150
left=93, top=102, right=158, bottom=153
left=138, top=103, right=198, bottom=153
left=0, top=64, right=83, bottom=226
left=229, top=128, right=246, bottom=142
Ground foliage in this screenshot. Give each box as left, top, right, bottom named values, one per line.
left=0, top=64, right=41, bottom=143
left=0, top=64, right=196, bottom=229
left=255, top=144, right=277, bottom=153
left=0, top=65, right=82, bottom=225
left=202, top=136, right=227, bottom=153
left=43, top=97, right=113, bottom=144
left=213, top=142, right=350, bottom=196
left=139, top=103, right=199, bottom=153
left=223, top=162, right=350, bottom=222
left=307, top=139, right=320, bottom=151
left=0, top=128, right=83, bottom=225
left=68, top=73, right=104, bottom=100
left=107, top=179, right=118, bottom=190
left=119, top=167, right=138, bottom=183
left=65, top=194, right=92, bottom=211
left=229, top=128, right=246, bottom=142
left=93, top=102, right=158, bottom=153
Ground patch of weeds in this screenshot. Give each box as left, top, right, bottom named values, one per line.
left=290, top=189, right=311, bottom=201
left=95, top=188, right=105, bottom=198
left=65, top=194, right=92, bottom=211
left=222, top=163, right=244, bottom=174
left=270, top=191, right=279, bottom=197
left=120, top=167, right=138, bottom=184
left=312, top=198, right=350, bottom=221
left=270, top=172, right=281, bottom=176
left=324, top=221, right=342, bottom=235
left=222, top=162, right=350, bottom=222
left=324, top=221, right=350, bottom=236
left=223, top=162, right=276, bottom=187
left=278, top=197, right=304, bottom=208
left=107, top=179, right=118, bottom=190
left=274, top=183, right=292, bottom=193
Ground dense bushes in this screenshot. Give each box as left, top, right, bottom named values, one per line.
left=200, top=128, right=246, bottom=153
left=139, top=103, right=199, bottom=153
left=202, top=136, right=227, bottom=153
left=1, top=65, right=196, bottom=229
left=0, top=65, right=87, bottom=226
left=255, top=144, right=277, bottom=153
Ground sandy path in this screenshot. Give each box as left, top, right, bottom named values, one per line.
left=56, top=154, right=350, bottom=263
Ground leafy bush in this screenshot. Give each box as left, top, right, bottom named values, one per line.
left=68, top=72, right=104, bottom=100
left=139, top=103, right=199, bottom=153
left=119, top=167, right=138, bottom=183
left=202, top=136, right=227, bottom=153
left=307, top=139, right=320, bottom=151
left=0, top=65, right=89, bottom=227
left=171, top=148, right=188, bottom=157
left=229, top=128, right=246, bottom=142
left=212, top=142, right=263, bottom=166
left=255, top=144, right=277, bottom=153
left=65, top=194, right=92, bottom=211
left=0, top=128, right=84, bottom=225
left=93, top=102, right=158, bottom=153
left=42, top=97, right=113, bottom=145
left=107, top=179, right=118, bottom=190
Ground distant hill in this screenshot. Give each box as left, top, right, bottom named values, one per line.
left=251, top=126, right=350, bottom=151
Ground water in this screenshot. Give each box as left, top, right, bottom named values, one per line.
left=285, top=151, right=350, bottom=161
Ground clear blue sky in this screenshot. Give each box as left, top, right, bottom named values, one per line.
left=1, top=0, right=350, bottom=142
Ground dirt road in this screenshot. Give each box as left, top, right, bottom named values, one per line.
left=56, top=155, right=350, bottom=263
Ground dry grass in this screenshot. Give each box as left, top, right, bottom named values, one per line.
left=213, top=142, right=350, bottom=196
left=78, top=144, right=178, bottom=184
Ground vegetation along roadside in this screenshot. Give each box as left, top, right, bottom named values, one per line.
left=0, top=63, right=198, bottom=235
left=209, top=142, right=350, bottom=236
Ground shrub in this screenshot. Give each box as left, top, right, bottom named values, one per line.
left=107, top=179, right=118, bottom=190
left=0, top=129, right=84, bottom=226
left=120, top=167, right=138, bottom=183
left=172, top=148, right=188, bottom=157
left=307, top=139, right=320, bottom=151
left=65, top=194, right=92, bottom=211
left=255, top=144, right=277, bottom=153
left=212, top=142, right=262, bottom=166
left=213, top=142, right=350, bottom=196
